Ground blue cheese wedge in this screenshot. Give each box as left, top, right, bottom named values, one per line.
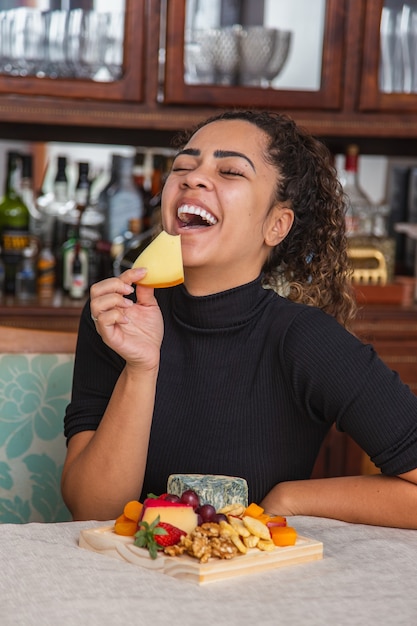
left=167, top=474, right=248, bottom=511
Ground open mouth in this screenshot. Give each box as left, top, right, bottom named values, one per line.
left=177, top=204, right=218, bottom=228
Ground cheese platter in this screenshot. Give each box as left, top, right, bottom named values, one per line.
left=79, top=525, right=323, bottom=585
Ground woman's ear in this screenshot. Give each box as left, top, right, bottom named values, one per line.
left=264, top=205, right=294, bottom=247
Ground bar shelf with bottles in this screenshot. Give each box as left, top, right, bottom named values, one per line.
left=339, top=142, right=416, bottom=305
left=0, top=145, right=174, bottom=310
left=1, top=138, right=416, bottom=322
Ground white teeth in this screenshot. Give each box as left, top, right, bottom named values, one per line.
left=177, top=204, right=218, bottom=225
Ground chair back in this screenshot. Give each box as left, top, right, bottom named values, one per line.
left=0, top=326, right=77, bottom=523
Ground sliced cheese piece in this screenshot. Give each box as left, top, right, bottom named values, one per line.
left=167, top=474, right=249, bottom=512
left=132, top=230, right=184, bottom=288
left=140, top=498, right=198, bottom=535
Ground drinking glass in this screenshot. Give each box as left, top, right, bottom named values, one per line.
left=43, top=10, right=69, bottom=78
left=261, top=30, right=292, bottom=87
left=78, top=10, right=109, bottom=81
left=379, top=7, right=401, bottom=93
left=0, top=10, right=13, bottom=75
left=66, top=8, right=83, bottom=78
left=103, top=11, right=125, bottom=80
left=239, top=27, right=278, bottom=86
left=184, top=30, right=217, bottom=84
left=400, top=4, right=413, bottom=94
left=410, top=7, right=417, bottom=92
left=213, top=27, right=240, bottom=86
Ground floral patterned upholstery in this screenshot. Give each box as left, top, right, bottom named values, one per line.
left=0, top=353, right=74, bottom=523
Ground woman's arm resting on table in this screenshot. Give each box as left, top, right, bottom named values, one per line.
left=260, top=469, right=417, bottom=529
left=61, top=362, right=159, bottom=521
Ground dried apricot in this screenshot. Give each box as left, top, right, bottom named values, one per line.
left=123, top=500, right=143, bottom=522
left=114, top=520, right=138, bottom=536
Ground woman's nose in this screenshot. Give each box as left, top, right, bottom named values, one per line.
left=180, top=167, right=213, bottom=189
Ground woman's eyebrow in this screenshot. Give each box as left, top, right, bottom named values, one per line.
left=176, top=148, right=256, bottom=172
left=214, top=150, right=256, bottom=172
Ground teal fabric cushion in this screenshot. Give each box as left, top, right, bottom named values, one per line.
left=0, top=354, right=74, bottom=523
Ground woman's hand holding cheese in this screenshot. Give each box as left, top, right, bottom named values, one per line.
left=90, top=268, right=164, bottom=370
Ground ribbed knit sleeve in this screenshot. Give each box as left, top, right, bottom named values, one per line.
left=279, top=306, right=417, bottom=475
left=64, top=299, right=125, bottom=440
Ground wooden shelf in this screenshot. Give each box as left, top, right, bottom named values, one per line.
left=0, top=292, right=85, bottom=333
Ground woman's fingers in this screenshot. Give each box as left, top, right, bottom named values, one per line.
left=90, top=268, right=146, bottom=299
left=90, top=269, right=148, bottom=323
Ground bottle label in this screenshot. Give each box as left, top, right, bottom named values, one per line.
left=70, top=272, right=86, bottom=299
left=62, top=243, right=89, bottom=292
left=1, top=229, right=30, bottom=255
left=37, top=257, right=56, bottom=297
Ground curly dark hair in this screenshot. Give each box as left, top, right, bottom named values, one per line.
left=172, top=109, right=357, bottom=330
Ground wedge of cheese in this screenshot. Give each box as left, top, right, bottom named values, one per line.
left=140, top=497, right=198, bottom=534
left=132, top=230, right=184, bottom=288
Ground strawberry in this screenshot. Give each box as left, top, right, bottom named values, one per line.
left=134, top=515, right=186, bottom=559
left=154, top=522, right=186, bottom=547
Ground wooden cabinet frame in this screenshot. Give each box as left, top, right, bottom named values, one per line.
left=163, top=0, right=346, bottom=110
left=0, top=0, right=145, bottom=102
left=360, top=0, right=417, bottom=112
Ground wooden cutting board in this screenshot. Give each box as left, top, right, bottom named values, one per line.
left=79, top=525, right=323, bottom=585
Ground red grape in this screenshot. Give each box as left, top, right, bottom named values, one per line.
left=198, top=504, right=216, bottom=523
left=213, top=513, right=227, bottom=524
left=180, top=489, right=200, bottom=509
left=164, top=494, right=181, bottom=503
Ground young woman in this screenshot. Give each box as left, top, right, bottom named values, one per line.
left=62, top=110, right=417, bottom=527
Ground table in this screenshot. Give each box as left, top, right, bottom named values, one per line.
left=2, top=517, right=417, bottom=626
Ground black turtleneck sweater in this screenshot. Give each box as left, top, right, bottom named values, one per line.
left=64, top=277, right=417, bottom=504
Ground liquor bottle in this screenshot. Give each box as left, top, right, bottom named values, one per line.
left=340, top=145, right=373, bottom=237
left=104, top=155, right=144, bottom=243
left=112, top=217, right=144, bottom=276
left=97, top=153, right=121, bottom=216
left=44, top=156, right=75, bottom=288
left=0, top=151, right=31, bottom=294
left=20, top=154, right=42, bottom=237
left=133, top=151, right=152, bottom=230
left=62, top=225, right=89, bottom=294
left=37, top=241, right=56, bottom=299
left=0, top=246, right=5, bottom=297
left=69, top=240, right=87, bottom=299
left=54, top=156, right=70, bottom=208
left=15, top=245, right=37, bottom=301
left=75, top=161, right=90, bottom=212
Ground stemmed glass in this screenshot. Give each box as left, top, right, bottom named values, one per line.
left=410, top=7, right=417, bottom=92
left=42, top=9, right=69, bottom=78
left=103, top=11, right=125, bottom=81
left=66, top=8, right=83, bottom=78
left=239, top=27, right=280, bottom=86
left=78, top=10, right=110, bottom=81
left=261, top=30, right=292, bottom=88
left=0, top=10, right=13, bottom=75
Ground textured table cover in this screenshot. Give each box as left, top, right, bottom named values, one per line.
left=1, top=516, right=417, bottom=626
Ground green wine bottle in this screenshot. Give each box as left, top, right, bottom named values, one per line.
left=0, top=151, right=30, bottom=294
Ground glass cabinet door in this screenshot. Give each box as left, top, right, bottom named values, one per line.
left=360, top=0, right=417, bottom=111
left=0, top=0, right=145, bottom=102
left=163, top=0, right=345, bottom=109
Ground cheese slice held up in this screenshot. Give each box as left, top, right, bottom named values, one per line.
left=132, top=230, right=184, bottom=288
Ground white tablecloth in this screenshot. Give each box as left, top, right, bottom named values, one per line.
left=2, top=516, right=417, bottom=626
